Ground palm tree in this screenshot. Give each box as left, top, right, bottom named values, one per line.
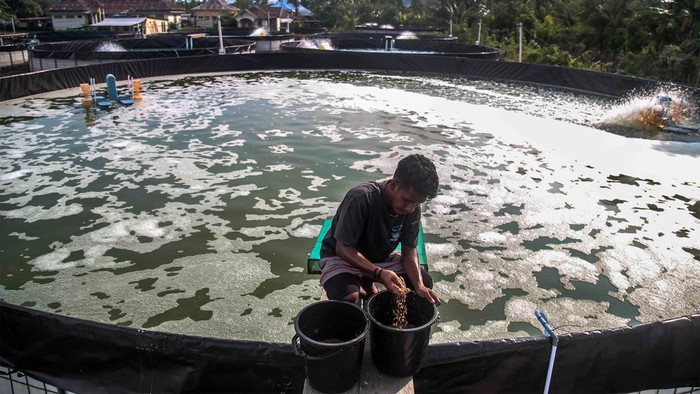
left=667, top=0, right=700, bottom=83
left=580, top=0, right=644, bottom=54
left=337, top=0, right=361, bottom=31
left=432, top=0, right=477, bottom=25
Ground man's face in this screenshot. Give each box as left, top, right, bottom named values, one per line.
left=386, top=180, right=427, bottom=216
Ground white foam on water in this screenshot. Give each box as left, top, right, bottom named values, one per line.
left=525, top=297, right=629, bottom=332
left=530, top=250, right=599, bottom=285
left=96, top=41, right=126, bottom=52
left=302, top=175, right=327, bottom=191
left=486, top=110, right=700, bottom=184
left=434, top=268, right=508, bottom=310
left=289, top=222, right=322, bottom=239
left=425, top=242, right=458, bottom=257
left=2, top=149, right=27, bottom=159
left=9, top=232, right=40, bottom=241
left=265, top=164, right=294, bottom=172
left=304, top=125, right=343, bottom=142
left=0, top=169, right=32, bottom=181
left=1, top=72, right=698, bottom=343
left=478, top=231, right=508, bottom=243
left=253, top=197, right=284, bottom=211
left=432, top=319, right=527, bottom=343
left=259, top=129, right=293, bottom=140
left=30, top=249, right=73, bottom=271
left=3, top=203, right=83, bottom=223
left=269, top=145, right=293, bottom=154
left=133, top=218, right=167, bottom=238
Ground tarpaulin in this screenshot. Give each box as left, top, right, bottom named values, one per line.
left=2, top=45, right=700, bottom=394
left=415, top=314, right=700, bottom=393
left=33, top=30, right=139, bottom=43
left=1, top=302, right=698, bottom=393
left=292, top=36, right=499, bottom=58
left=1, top=51, right=684, bottom=102
left=316, top=31, right=458, bottom=41
left=28, top=37, right=256, bottom=62
left=0, top=301, right=305, bottom=393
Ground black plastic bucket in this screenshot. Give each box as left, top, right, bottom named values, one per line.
left=367, top=290, right=439, bottom=377
left=292, top=300, right=369, bottom=393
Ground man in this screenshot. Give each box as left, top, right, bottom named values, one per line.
left=319, top=154, right=440, bottom=305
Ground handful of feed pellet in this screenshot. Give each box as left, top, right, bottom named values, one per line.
left=394, top=277, right=410, bottom=295
left=391, top=277, right=410, bottom=329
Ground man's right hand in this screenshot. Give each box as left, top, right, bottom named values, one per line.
left=378, top=269, right=406, bottom=295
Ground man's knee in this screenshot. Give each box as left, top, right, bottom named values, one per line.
left=342, top=291, right=360, bottom=304
left=323, top=273, right=361, bottom=301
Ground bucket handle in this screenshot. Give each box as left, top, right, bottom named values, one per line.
left=292, top=334, right=346, bottom=361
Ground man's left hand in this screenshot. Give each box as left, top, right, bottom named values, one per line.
left=415, top=284, right=440, bottom=305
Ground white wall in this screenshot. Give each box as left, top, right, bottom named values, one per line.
left=51, top=15, right=85, bottom=31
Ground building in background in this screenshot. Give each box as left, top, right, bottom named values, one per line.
left=234, top=5, right=293, bottom=32
left=90, top=16, right=169, bottom=35
left=191, top=0, right=239, bottom=29
left=46, top=0, right=184, bottom=32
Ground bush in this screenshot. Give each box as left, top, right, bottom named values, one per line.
left=524, top=44, right=572, bottom=66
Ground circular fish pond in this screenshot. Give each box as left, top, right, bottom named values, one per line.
left=0, top=71, right=699, bottom=343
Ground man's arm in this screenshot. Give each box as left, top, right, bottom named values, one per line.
left=400, top=245, right=440, bottom=304
left=336, top=242, right=404, bottom=294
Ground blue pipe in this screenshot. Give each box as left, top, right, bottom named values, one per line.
left=536, top=309, right=558, bottom=394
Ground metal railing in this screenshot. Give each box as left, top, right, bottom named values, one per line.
left=0, top=44, right=29, bottom=69
left=0, top=365, right=74, bottom=394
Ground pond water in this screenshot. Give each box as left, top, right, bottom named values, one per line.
left=1, top=71, right=698, bottom=343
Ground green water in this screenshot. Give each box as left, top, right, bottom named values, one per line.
left=1, top=71, right=699, bottom=343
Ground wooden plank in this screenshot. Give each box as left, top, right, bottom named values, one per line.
left=302, top=289, right=414, bottom=394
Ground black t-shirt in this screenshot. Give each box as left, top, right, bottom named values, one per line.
left=320, top=180, right=421, bottom=263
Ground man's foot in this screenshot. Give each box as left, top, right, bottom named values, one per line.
left=360, top=277, right=379, bottom=298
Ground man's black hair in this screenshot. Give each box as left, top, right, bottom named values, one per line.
left=394, top=154, right=439, bottom=199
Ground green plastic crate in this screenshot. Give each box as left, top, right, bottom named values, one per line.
left=307, top=218, right=428, bottom=274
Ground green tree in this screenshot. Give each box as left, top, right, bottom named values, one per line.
left=0, top=0, right=12, bottom=18
left=403, top=0, right=430, bottom=27
left=235, top=0, right=252, bottom=9
left=295, top=0, right=700, bottom=85
left=429, top=0, right=479, bottom=26
left=377, top=2, right=401, bottom=25
left=484, top=0, right=537, bottom=42
left=6, top=0, right=42, bottom=17
left=336, top=0, right=362, bottom=31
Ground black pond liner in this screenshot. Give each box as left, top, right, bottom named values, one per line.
left=29, top=35, right=256, bottom=62
left=280, top=37, right=501, bottom=60
left=1, top=51, right=699, bottom=393
left=292, top=300, right=368, bottom=393
left=366, top=290, right=438, bottom=377
left=4, top=51, right=690, bottom=103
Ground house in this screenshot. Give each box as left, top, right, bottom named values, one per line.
left=46, top=0, right=184, bottom=32
left=233, top=5, right=293, bottom=32
left=91, top=16, right=169, bottom=35
left=191, top=0, right=239, bottom=29
left=47, top=0, right=105, bottom=31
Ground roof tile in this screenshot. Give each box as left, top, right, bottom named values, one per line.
left=48, top=0, right=185, bottom=14
left=192, top=0, right=239, bottom=12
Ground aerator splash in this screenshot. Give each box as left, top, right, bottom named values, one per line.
left=637, top=94, right=698, bottom=134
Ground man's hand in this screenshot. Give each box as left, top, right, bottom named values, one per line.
left=414, top=284, right=440, bottom=305
left=378, top=269, right=405, bottom=295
